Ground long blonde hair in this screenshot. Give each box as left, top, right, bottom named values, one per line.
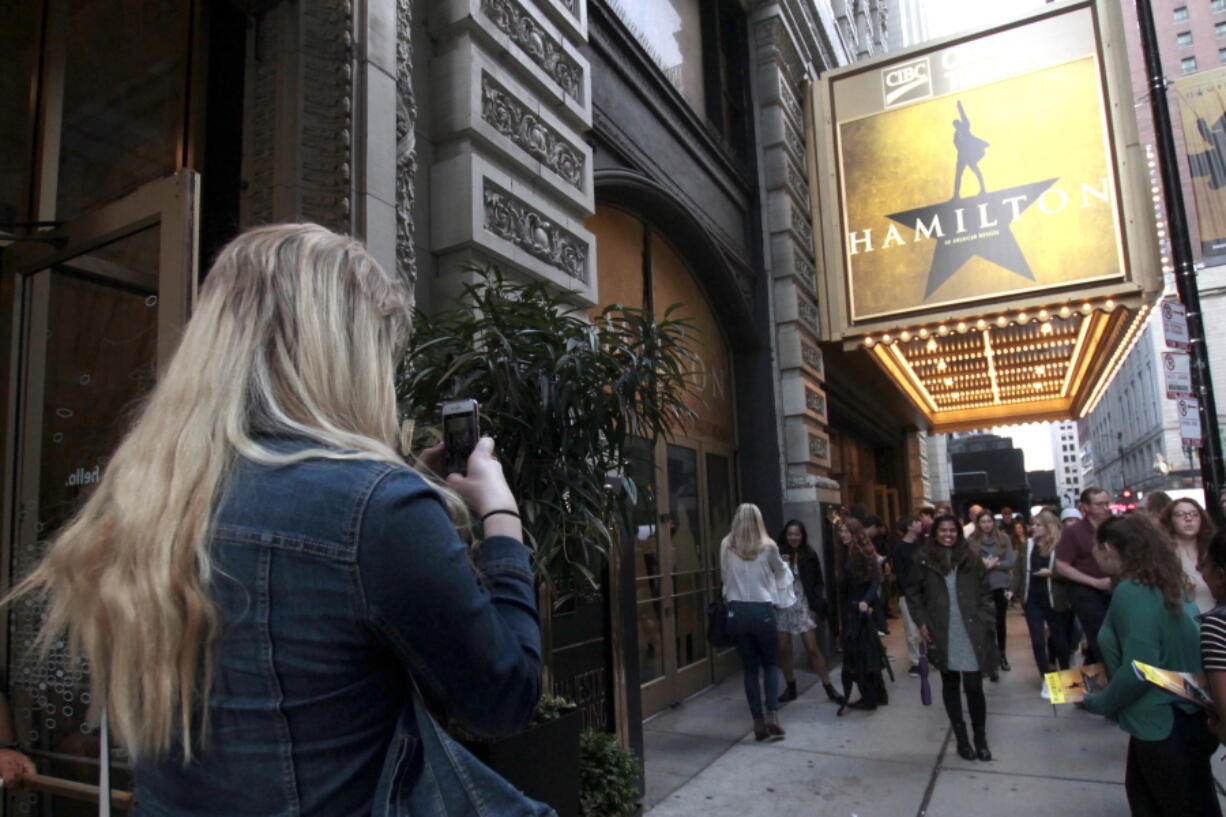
left=1032, top=510, right=1062, bottom=557
left=7, top=224, right=426, bottom=762
left=724, top=503, right=774, bottom=560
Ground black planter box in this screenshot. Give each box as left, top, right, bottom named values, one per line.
left=464, top=708, right=583, bottom=817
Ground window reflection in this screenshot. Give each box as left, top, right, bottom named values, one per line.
left=609, top=0, right=705, bottom=113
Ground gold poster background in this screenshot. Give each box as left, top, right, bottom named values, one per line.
left=1174, top=67, right=1226, bottom=263
left=838, top=57, right=1121, bottom=321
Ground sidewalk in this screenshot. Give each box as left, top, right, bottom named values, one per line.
left=642, top=607, right=1226, bottom=816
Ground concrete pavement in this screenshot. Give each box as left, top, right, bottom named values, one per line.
left=641, top=607, right=1226, bottom=816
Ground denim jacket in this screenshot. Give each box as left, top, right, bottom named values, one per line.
left=133, top=442, right=542, bottom=816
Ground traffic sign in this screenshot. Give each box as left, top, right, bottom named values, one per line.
left=1162, top=301, right=1190, bottom=350
left=1179, top=397, right=1203, bottom=447
left=1163, top=351, right=1193, bottom=398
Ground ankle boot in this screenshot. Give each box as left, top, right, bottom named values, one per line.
left=752, top=718, right=769, bottom=741
left=973, top=727, right=992, bottom=761
left=952, top=723, right=975, bottom=760
left=764, top=710, right=786, bottom=739
left=778, top=681, right=798, bottom=703
left=824, top=682, right=846, bottom=705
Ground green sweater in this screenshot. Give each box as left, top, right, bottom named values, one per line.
left=1082, top=579, right=1202, bottom=740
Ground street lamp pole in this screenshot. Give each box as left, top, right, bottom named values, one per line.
left=1134, top=0, right=1226, bottom=517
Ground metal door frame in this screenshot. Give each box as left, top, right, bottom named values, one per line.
left=0, top=169, right=199, bottom=810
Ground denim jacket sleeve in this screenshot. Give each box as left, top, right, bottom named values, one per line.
left=357, top=467, right=542, bottom=738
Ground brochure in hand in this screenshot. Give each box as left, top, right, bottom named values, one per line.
left=1043, top=664, right=1109, bottom=704
left=1131, top=660, right=1213, bottom=709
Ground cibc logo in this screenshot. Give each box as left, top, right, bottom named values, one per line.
left=882, top=56, right=932, bottom=108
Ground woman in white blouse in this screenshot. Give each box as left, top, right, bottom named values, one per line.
left=721, top=503, right=795, bottom=742
left=1160, top=498, right=1217, bottom=613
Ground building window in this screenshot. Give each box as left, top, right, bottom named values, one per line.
left=1175, top=5, right=1190, bottom=20
left=1218, top=21, right=1226, bottom=36
left=1184, top=56, right=1200, bottom=72
left=1178, top=31, right=1194, bottom=47
left=701, top=0, right=750, bottom=160
left=612, top=0, right=706, bottom=114
left=1214, top=0, right=1226, bottom=13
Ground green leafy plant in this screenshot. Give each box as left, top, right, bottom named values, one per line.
left=578, top=730, right=641, bottom=817
left=398, top=268, right=700, bottom=593
left=531, top=693, right=578, bottom=724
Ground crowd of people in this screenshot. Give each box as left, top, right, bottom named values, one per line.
left=719, top=486, right=1226, bottom=817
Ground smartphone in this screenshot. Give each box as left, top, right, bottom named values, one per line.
left=441, top=399, right=480, bottom=476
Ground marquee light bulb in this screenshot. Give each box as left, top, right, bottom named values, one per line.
left=926, top=338, right=938, bottom=352
left=957, top=321, right=967, bottom=332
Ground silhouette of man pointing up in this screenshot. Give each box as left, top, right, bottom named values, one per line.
left=952, top=100, right=989, bottom=199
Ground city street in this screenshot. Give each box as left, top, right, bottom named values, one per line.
left=642, top=608, right=1226, bottom=816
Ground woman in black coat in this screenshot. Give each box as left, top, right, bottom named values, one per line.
left=776, top=519, right=844, bottom=704
left=838, top=518, right=888, bottom=715
left=905, top=515, right=998, bottom=761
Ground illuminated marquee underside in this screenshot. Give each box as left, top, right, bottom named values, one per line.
left=861, top=296, right=1152, bottom=433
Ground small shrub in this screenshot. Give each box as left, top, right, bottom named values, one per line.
left=578, top=729, right=640, bottom=817
left=532, top=694, right=578, bottom=724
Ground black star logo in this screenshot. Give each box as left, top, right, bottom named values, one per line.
left=887, top=179, right=1058, bottom=298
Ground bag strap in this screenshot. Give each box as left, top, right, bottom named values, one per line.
left=98, top=708, right=111, bottom=817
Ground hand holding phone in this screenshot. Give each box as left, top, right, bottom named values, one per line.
left=442, top=399, right=480, bottom=476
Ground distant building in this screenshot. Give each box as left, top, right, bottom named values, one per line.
left=949, top=434, right=1031, bottom=517
left=1027, top=470, right=1059, bottom=509
left=1050, top=420, right=1083, bottom=508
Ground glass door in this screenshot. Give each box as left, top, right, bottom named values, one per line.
left=0, top=170, right=199, bottom=814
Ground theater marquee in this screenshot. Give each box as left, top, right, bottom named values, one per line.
left=809, top=0, right=1161, bottom=432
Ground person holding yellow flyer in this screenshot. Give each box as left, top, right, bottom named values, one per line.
left=1079, top=515, right=1218, bottom=817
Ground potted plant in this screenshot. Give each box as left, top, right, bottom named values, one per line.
left=459, top=695, right=585, bottom=817
left=397, top=268, right=699, bottom=816
left=397, top=267, right=700, bottom=592
left=578, top=729, right=641, bottom=817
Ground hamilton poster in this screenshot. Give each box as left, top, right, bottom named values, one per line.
left=1174, top=66, right=1226, bottom=265
left=827, top=6, right=1127, bottom=324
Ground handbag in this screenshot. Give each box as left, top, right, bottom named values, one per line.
left=707, top=600, right=735, bottom=647
left=402, top=677, right=557, bottom=817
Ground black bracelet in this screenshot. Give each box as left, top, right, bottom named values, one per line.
left=481, top=509, right=521, bottom=523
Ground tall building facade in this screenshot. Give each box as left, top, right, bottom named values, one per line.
left=1078, top=0, right=1226, bottom=499
left=0, top=0, right=910, bottom=808
left=1050, top=420, right=1083, bottom=507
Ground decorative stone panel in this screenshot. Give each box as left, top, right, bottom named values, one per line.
left=532, top=0, right=587, bottom=43
left=805, top=385, right=828, bottom=423
left=801, top=338, right=824, bottom=380
left=396, top=0, right=418, bottom=287
left=430, top=39, right=593, bottom=215
left=797, top=292, right=820, bottom=336
left=431, top=0, right=591, bottom=127
left=768, top=197, right=815, bottom=259
left=808, top=428, right=832, bottom=467
left=431, top=150, right=596, bottom=303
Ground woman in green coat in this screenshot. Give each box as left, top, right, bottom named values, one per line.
left=904, top=515, right=998, bottom=761
left=1081, top=515, right=1219, bottom=817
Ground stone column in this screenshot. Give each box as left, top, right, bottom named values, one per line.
left=426, top=0, right=596, bottom=307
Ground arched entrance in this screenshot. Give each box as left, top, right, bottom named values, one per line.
left=587, top=202, right=739, bottom=717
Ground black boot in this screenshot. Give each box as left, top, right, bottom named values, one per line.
left=952, top=723, right=975, bottom=760
left=973, top=727, right=992, bottom=761
left=824, top=682, right=846, bottom=705
left=778, top=681, right=798, bottom=703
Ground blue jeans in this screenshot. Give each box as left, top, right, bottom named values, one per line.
left=1023, top=595, right=1073, bottom=673
left=729, top=601, right=779, bottom=719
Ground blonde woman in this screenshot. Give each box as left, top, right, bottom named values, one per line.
left=1011, top=510, right=1076, bottom=687
left=721, top=503, right=794, bottom=741
left=8, top=225, right=545, bottom=815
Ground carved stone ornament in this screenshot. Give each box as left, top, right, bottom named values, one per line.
left=301, top=0, right=353, bottom=231
left=481, top=0, right=584, bottom=102
left=798, top=297, right=820, bottom=333
left=783, top=119, right=804, bottom=169
left=794, top=249, right=817, bottom=295
left=801, top=341, right=824, bottom=375
left=805, top=387, right=826, bottom=417
left=791, top=202, right=814, bottom=252
left=809, top=434, right=829, bottom=461
left=786, top=161, right=811, bottom=210
left=778, top=73, right=802, bottom=128
left=483, top=180, right=589, bottom=280
left=396, top=0, right=417, bottom=288
left=481, top=72, right=585, bottom=190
